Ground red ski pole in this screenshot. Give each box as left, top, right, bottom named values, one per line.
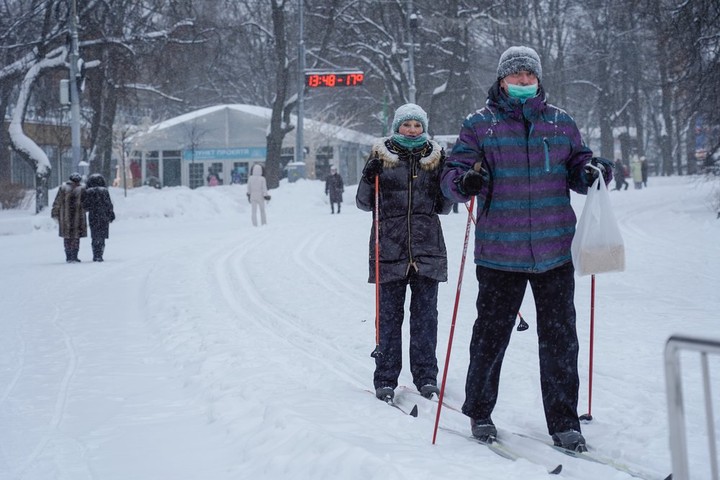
left=371, top=175, right=382, bottom=358
left=433, top=196, right=475, bottom=444
left=579, top=274, right=596, bottom=421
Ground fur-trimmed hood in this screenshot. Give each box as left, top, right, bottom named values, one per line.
left=371, top=138, right=444, bottom=171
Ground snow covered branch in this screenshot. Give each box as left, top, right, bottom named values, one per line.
left=8, top=46, right=68, bottom=176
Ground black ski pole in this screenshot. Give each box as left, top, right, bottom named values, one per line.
left=371, top=175, right=382, bottom=358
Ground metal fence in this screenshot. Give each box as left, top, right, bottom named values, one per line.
left=665, top=335, right=720, bottom=480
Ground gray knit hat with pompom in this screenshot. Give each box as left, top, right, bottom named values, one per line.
left=497, top=46, right=542, bottom=81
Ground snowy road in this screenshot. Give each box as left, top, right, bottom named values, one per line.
left=1, top=176, right=717, bottom=479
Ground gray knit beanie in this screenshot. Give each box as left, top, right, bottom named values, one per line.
left=391, top=103, right=428, bottom=134
left=497, top=46, right=542, bottom=81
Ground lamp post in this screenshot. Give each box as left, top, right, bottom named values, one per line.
left=295, top=0, right=305, bottom=165
left=407, top=1, right=418, bottom=104
left=68, top=0, right=83, bottom=172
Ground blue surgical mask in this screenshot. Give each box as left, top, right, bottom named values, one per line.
left=507, top=83, right=538, bottom=101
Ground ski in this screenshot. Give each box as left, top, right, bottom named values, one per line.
left=398, top=385, right=463, bottom=414
left=439, top=426, right=562, bottom=475
left=383, top=397, right=418, bottom=417
left=514, top=432, right=672, bottom=480
left=364, top=389, right=418, bottom=417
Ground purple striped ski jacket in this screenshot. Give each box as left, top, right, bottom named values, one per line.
left=441, top=82, right=593, bottom=273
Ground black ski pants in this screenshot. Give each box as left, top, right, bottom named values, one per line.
left=373, top=271, right=439, bottom=391
left=462, top=262, right=581, bottom=436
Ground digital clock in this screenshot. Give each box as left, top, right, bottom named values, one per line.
left=305, top=71, right=364, bottom=88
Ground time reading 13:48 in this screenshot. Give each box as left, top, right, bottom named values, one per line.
left=305, top=72, right=364, bottom=88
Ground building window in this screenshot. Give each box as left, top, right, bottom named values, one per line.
left=232, top=162, right=249, bottom=184
left=189, top=162, right=204, bottom=189
left=162, top=150, right=182, bottom=187
left=207, top=162, right=223, bottom=185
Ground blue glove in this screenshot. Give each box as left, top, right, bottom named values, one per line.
left=583, top=157, right=613, bottom=186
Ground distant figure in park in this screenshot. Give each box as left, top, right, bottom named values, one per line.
left=51, top=172, right=87, bottom=263
left=613, top=159, right=629, bottom=191
left=640, top=156, right=649, bottom=187
left=247, top=164, right=270, bottom=226
left=207, top=169, right=220, bottom=186
left=82, top=173, right=115, bottom=262
left=325, top=165, right=345, bottom=214
left=631, top=153, right=643, bottom=189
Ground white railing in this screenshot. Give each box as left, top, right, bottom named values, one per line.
left=665, top=335, right=720, bottom=480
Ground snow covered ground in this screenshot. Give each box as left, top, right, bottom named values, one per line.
left=0, top=175, right=718, bottom=480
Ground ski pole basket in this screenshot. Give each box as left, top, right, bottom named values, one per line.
left=664, top=335, right=720, bottom=480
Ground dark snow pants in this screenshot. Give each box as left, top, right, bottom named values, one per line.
left=373, top=272, right=439, bottom=391
left=462, top=263, right=581, bottom=436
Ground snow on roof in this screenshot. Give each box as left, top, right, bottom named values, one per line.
left=136, top=104, right=376, bottom=148
left=146, top=104, right=271, bottom=133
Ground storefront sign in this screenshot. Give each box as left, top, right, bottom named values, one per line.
left=182, top=147, right=266, bottom=161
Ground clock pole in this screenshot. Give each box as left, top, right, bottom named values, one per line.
left=295, top=0, right=305, bottom=167
left=407, top=0, right=417, bottom=104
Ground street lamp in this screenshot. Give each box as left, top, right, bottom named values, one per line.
left=406, top=4, right=418, bottom=104
left=295, top=0, right=305, bottom=165
left=68, top=0, right=83, bottom=171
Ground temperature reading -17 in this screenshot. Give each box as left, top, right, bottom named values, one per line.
left=305, top=71, right=364, bottom=88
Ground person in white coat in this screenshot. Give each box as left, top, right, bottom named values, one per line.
left=247, top=164, right=269, bottom=226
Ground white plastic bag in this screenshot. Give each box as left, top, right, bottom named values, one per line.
left=571, top=173, right=625, bottom=276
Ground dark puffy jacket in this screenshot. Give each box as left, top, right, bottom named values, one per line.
left=356, top=138, right=453, bottom=283
left=82, top=173, right=115, bottom=239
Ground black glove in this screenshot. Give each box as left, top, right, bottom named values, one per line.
left=583, top=157, right=613, bottom=186
left=363, top=155, right=383, bottom=182
left=264, top=195, right=271, bottom=201
left=458, top=162, right=489, bottom=196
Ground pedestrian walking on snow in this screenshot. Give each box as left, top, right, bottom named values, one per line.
left=440, top=46, right=613, bottom=452
left=51, top=172, right=87, bottom=263
left=356, top=103, right=454, bottom=403
left=640, top=156, right=649, bottom=187
left=247, top=164, right=269, bottom=226
left=325, top=165, right=344, bottom=214
left=630, top=153, right=643, bottom=189
left=613, top=159, right=629, bottom=191
left=82, top=173, right=115, bottom=262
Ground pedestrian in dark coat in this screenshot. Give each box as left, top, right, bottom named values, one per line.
left=640, top=156, right=648, bottom=187
left=51, top=172, right=87, bottom=263
left=325, top=165, right=344, bottom=213
left=440, top=46, right=613, bottom=452
left=356, top=103, right=454, bottom=402
left=82, top=173, right=115, bottom=262
left=613, top=159, right=629, bottom=190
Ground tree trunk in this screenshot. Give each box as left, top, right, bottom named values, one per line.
left=264, top=0, right=294, bottom=190
left=657, top=37, right=674, bottom=176
left=686, top=113, right=697, bottom=175
left=35, top=169, right=49, bottom=213
left=597, top=56, right=614, bottom=159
